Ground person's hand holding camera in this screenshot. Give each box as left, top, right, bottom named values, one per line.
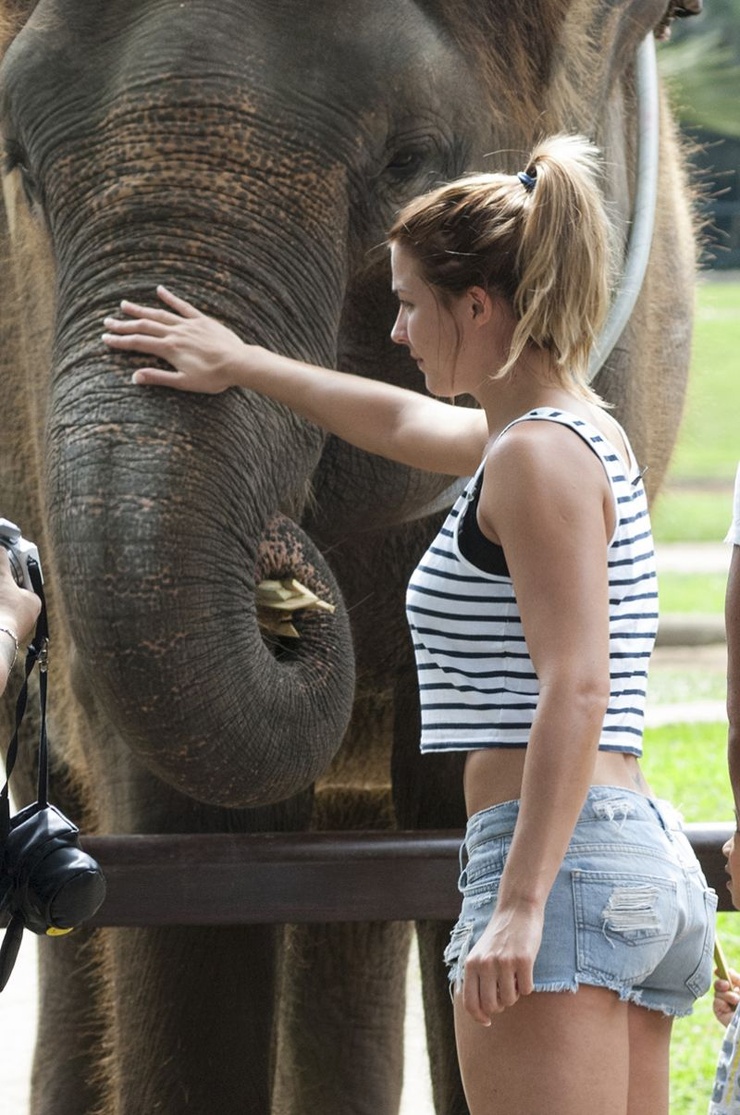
left=0, top=550, right=41, bottom=694
left=0, top=525, right=106, bottom=993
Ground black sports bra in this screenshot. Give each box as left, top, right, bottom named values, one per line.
left=457, top=474, right=510, bottom=577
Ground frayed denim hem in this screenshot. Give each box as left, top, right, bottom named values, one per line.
left=446, top=972, right=694, bottom=1018
left=537, top=978, right=694, bottom=1017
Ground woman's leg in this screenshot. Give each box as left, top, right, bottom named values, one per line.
left=453, top=985, right=633, bottom=1115
left=626, top=1002, right=673, bottom=1115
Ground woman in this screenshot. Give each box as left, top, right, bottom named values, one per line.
left=102, top=134, right=715, bottom=1115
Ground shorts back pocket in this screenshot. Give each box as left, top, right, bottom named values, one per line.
left=573, top=869, right=678, bottom=984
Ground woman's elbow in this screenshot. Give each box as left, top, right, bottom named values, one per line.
left=543, top=671, right=611, bottom=725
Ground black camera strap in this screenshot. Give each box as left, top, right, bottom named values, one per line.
left=0, top=560, right=105, bottom=992
left=0, top=556, right=49, bottom=841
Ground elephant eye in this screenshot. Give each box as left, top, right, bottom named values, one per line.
left=384, top=145, right=427, bottom=181
left=3, top=137, right=40, bottom=207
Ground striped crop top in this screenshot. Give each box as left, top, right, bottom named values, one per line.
left=405, top=408, right=658, bottom=756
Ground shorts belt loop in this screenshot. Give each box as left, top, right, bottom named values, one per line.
left=649, top=797, right=675, bottom=837
left=459, top=837, right=469, bottom=877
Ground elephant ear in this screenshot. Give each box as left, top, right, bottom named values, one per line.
left=0, top=0, right=38, bottom=55
left=412, top=1, right=701, bottom=136
left=413, top=1, right=584, bottom=141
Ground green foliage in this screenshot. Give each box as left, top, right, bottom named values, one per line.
left=659, top=0, right=740, bottom=137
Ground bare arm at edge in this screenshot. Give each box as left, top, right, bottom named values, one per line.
left=727, top=544, right=740, bottom=816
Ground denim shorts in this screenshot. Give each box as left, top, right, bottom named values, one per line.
left=444, top=786, right=718, bottom=1017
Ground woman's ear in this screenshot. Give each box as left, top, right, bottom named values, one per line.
left=468, top=286, right=493, bottom=325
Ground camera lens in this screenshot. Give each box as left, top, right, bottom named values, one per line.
left=31, top=847, right=107, bottom=929
left=47, top=863, right=107, bottom=929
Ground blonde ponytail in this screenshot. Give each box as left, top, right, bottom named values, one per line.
left=388, top=134, right=614, bottom=403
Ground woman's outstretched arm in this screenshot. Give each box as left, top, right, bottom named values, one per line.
left=102, top=286, right=488, bottom=477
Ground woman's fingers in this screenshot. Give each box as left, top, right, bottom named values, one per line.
left=102, top=330, right=170, bottom=355
left=156, top=284, right=201, bottom=317
left=131, top=368, right=188, bottom=388
left=118, top=301, right=183, bottom=325
left=463, top=950, right=533, bottom=1023
left=462, top=969, right=494, bottom=1026
left=514, top=962, right=534, bottom=998
left=101, top=288, right=235, bottom=394
left=108, top=285, right=200, bottom=328
left=103, top=316, right=170, bottom=336
left=478, top=967, right=519, bottom=1015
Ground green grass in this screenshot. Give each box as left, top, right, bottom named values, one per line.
left=648, top=667, right=727, bottom=706
left=641, top=722, right=730, bottom=820
left=658, top=571, right=728, bottom=613
left=652, top=490, right=733, bottom=543
left=640, top=721, right=734, bottom=1113
left=650, top=280, right=738, bottom=545
left=667, top=282, right=740, bottom=483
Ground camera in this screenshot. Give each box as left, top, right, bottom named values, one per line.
left=1, top=802, right=107, bottom=936
left=0, top=518, right=105, bottom=991
left=0, top=801, right=107, bottom=990
left=0, top=518, right=43, bottom=592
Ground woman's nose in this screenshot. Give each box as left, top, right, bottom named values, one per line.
left=724, top=837, right=734, bottom=858
left=390, top=311, right=407, bottom=347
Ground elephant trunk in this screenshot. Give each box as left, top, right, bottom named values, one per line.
left=48, top=282, right=355, bottom=808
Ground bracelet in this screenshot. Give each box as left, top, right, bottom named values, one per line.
left=0, top=626, right=19, bottom=672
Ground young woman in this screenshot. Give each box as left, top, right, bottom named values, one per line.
left=102, top=134, right=716, bottom=1115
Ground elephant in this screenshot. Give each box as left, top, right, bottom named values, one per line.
left=0, top=2, right=700, bottom=1113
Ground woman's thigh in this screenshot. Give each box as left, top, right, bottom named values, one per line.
left=627, top=1002, right=673, bottom=1115
left=453, top=985, right=658, bottom=1115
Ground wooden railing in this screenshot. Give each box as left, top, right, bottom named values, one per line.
left=81, top=823, right=734, bottom=926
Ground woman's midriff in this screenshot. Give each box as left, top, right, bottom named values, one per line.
left=463, top=747, right=653, bottom=819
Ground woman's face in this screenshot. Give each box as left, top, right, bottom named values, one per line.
left=389, top=242, right=464, bottom=397
left=723, top=830, right=740, bottom=910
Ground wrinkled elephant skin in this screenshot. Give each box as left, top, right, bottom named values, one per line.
left=0, top=2, right=696, bottom=1113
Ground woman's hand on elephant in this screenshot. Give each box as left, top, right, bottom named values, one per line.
left=461, top=902, right=544, bottom=1024
left=102, top=285, right=257, bottom=393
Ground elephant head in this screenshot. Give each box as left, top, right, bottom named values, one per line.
left=0, top=0, right=699, bottom=812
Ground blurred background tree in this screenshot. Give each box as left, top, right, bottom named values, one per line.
left=658, top=0, right=740, bottom=267
left=660, top=0, right=740, bottom=137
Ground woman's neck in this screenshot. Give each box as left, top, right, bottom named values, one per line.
left=474, top=369, right=586, bottom=444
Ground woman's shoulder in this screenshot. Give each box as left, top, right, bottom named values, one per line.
left=496, top=405, right=635, bottom=477
left=481, top=413, right=611, bottom=529
left=485, top=413, right=604, bottom=491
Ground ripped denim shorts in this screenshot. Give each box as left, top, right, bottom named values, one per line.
left=444, top=786, right=717, bottom=1017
